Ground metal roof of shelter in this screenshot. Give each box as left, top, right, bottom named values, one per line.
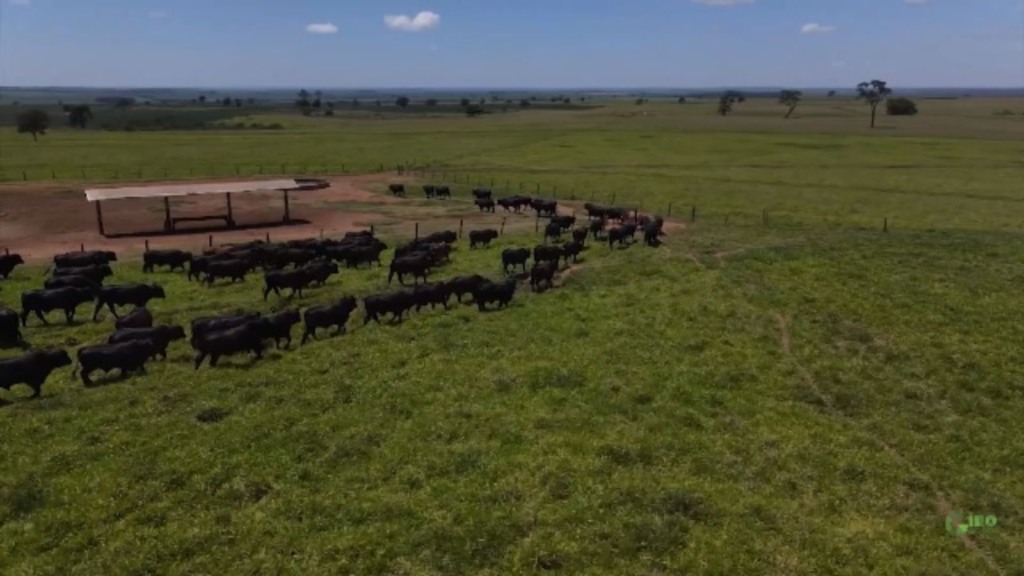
left=83, top=179, right=303, bottom=202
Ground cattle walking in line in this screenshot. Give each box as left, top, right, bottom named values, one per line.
left=388, top=254, right=432, bottom=285
left=363, top=290, right=417, bottom=324
left=423, top=184, right=437, bottom=199
left=93, top=283, right=166, bottom=321
left=52, top=264, right=113, bottom=284
left=498, top=196, right=532, bottom=213
left=530, top=199, right=558, bottom=217
left=44, top=275, right=101, bottom=293
left=472, top=278, right=518, bottom=311
left=54, top=250, right=117, bottom=269
left=446, top=274, right=489, bottom=304
left=108, top=325, right=186, bottom=360
left=584, top=203, right=607, bottom=220
left=469, top=229, right=499, bottom=249
left=472, top=188, right=493, bottom=200
left=435, top=186, right=452, bottom=199
left=0, top=349, right=72, bottom=398
left=644, top=219, right=665, bottom=246
left=191, top=312, right=262, bottom=345
left=21, top=286, right=95, bottom=326
left=571, top=227, right=589, bottom=246
left=303, top=260, right=339, bottom=286
left=604, top=207, right=629, bottom=222
left=562, top=240, right=583, bottom=265
left=301, top=296, right=358, bottom=344
left=263, top=267, right=313, bottom=300
left=590, top=218, right=607, bottom=240
left=193, top=319, right=270, bottom=369
left=1, top=306, right=24, bottom=348
left=533, top=244, right=564, bottom=266
left=474, top=198, right=496, bottom=213
left=544, top=222, right=563, bottom=243
left=530, top=260, right=558, bottom=292
left=142, top=249, right=193, bottom=273
left=115, top=306, right=153, bottom=330
left=203, top=258, right=254, bottom=286
left=501, top=248, right=530, bottom=275
left=607, top=224, right=638, bottom=248
left=412, top=282, right=452, bottom=312
left=420, top=231, right=458, bottom=245
left=263, top=248, right=318, bottom=271
left=262, top=310, right=301, bottom=349
left=0, top=253, right=25, bottom=279
left=75, top=339, right=159, bottom=386
left=550, top=215, right=576, bottom=231
left=389, top=184, right=407, bottom=197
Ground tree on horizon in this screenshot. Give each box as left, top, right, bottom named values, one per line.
left=856, top=79, right=892, bottom=128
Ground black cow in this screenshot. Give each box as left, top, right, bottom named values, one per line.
left=21, top=287, right=95, bottom=326
left=395, top=240, right=429, bottom=259
left=531, top=199, right=558, bottom=217
left=191, top=312, right=262, bottom=345
left=435, top=186, right=452, bottom=199
left=423, top=184, right=436, bottom=198
left=0, top=306, right=23, bottom=347
left=44, top=275, right=101, bottom=293
left=590, top=218, right=607, bottom=240
left=262, top=309, right=301, bottom=349
left=571, top=227, right=589, bottom=246
left=54, top=250, right=117, bottom=269
left=363, top=290, right=416, bottom=324
left=0, top=254, right=25, bottom=279
left=550, top=215, right=576, bottom=230
left=584, top=203, right=607, bottom=220
left=607, top=223, right=638, bottom=248
left=193, top=319, right=270, bottom=369
left=474, top=198, right=496, bottom=213
left=52, top=264, right=113, bottom=284
left=501, top=247, right=530, bottom=274
left=93, top=283, right=165, bottom=321
left=76, top=339, right=159, bottom=386
left=644, top=218, right=665, bottom=246
left=412, top=282, right=452, bottom=312
left=544, top=222, right=563, bottom=243
left=389, top=183, right=406, bottom=197
left=388, top=254, right=432, bottom=285
left=497, top=195, right=531, bottom=213
left=469, top=229, right=499, bottom=249
left=108, top=325, right=186, bottom=360
left=143, top=249, right=192, bottom=273
left=346, top=245, right=386, bottom=269
left=533, top=244, right=564, bottom=265
left=446, top=274, right=489, bottom=303
left=530, top=260, right=558, bottom=291
left=472, top=278, right=518, bottom=311
left=421, top=231, right=458, bottom=245
left=472, top=188, right=493, bottom=200
left=115, top=306, right=153, bottom=330
left=263, top=267, right=313, bottom=300
left=562, top=240, right=583, bottom=264
left=263, top=248, right=318, bottom=270
left=204, top=258, right=253, bottom=286
left=0, top=349, right=71, bottom=398
left=303, top=260, right=339, bottom=286
left=301, top=296, right=358, bottom=344
left=605, top=207, right=629, bottom=222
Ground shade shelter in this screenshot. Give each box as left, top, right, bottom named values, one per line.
left=83, top=179, right=322, bottom=236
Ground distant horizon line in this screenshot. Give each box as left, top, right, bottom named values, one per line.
left=3, top=85, right=1023, bottom=92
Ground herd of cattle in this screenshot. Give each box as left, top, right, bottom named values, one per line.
left=0, top=190, right=665, bottom=402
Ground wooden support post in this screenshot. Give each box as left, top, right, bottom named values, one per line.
left=500, top=217, right=506, bottom=236
left=266, top=232, right=271, bottom=243
left=283, top=190, right=291, bottom=222
left=145, top=240, right=150, bottom=252
left=667, top=203, right=673, bottom=216
left=163, top=197, right=172, bottom=232
left=208, top=235, right=213, bottom=247
left=691, top=206, right=696, bottom=222
left=226, top=193, right=234, bottom=227
left=459, top=219, right=464, bottom=239
left=370, top=224, right=375, bottom=235
left=414, top=222, right=419, bottom=240
left=80, top=243, right=85, bottom=252
left=94, top=201, right=105, bottom=236
left=611, top=192, right=617, bottom=204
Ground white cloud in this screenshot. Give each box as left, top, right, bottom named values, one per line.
left=384, top=11, right=440, bottom=32
left=801, top=23, right=836, bottom=34
left=691, top=0, right=755, bottom=5
left=149, top=10, right=168, bottom=19
left=305, top=22, right=339, bottom=34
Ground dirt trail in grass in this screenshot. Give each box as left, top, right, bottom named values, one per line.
left=773, top=313, right=1007, bottom=575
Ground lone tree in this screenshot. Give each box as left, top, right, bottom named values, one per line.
left=296, top=89, right=311, bottom=108
left=17, top=109, right=50, bottom=141
left=779, top=90, right=802, bottom=119
left=886, top=97, right=918, bottom=116
left=65, top=104, right=94, bottom=129
left=395, top=96, right=410, bottom=108
left=827, top=90, right=837, bottom=98
left=856, top=79, right=892, bottom=128
left=717, top=91, right=744, bottom=116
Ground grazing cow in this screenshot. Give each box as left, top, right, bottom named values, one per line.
left=571, top=227, right=589, bottom=246
left=469, top=229, right=499, bottom=249
left=301, top=296, right=358, bottom=344
left=584, top=203, right=607, bottom=220
left=530, top=199, right=558, bottom=217
left=52, top=264, right=113, bottom=284
left=607, top=224, right=638, bottom=248
left=54, top=250, right=117, bottom=269
left=530, top=260, right=558, bottom=291
left=421, top=231, right=458, bottom=245
left=115, top=306, right=153, bottom=330
left=193, top=319, right=270, bottom=369
left=605, top=207, right=628, bottom=222
left=108, top=325, right=186, bottom=360
left=263, top=267, right=313, bottom=300
left=389, top=183, right=406, bottom=197
left=498, top=195, right=531, bottom=213
left=93, top=283, right=166, bottom=321
left=644, top=219, right=665, bottom=246
left=203, top=258, right=253, bottom=286
left=501, top=248, right=530, bottom=275
left=388, top=254, right=432, bottom=285
left=44, top=275, right=101, bottom=293
left=20, top=287, right=95, bottom=326
left=0, top=253, right=25, bottom=279
left=0, top=306, right=23, bottom=347
left=0, top=349, right=72, bottom=398
left=590, top=218, right=607, bottom=240
left=562, top=240, right=583, bottom=264
left=550, top=215, right=576, bottom=231
left=445, top=274, right=489, bottom=303
left=544, top=222, right=563, bottom=243
left=474, top=198, right=496, bottom=213
left=191, top=312, right=262, bottom=345
left=412, top=282, right=452, bottom=312
left=303, top=260, right=339, bottom=286
left=423, top=184, right=436, bottom=198
left=533, top=244, right=564, bottom=265
left=143, top=249, right=192, bottom=273
left=76, top=339, right=159, bottom=386
left=262, top=309, right=301, bottom=349
left=363, top=290, right=417, bottom=324
left=472, top=188, right=493, bottom=200
left=472, top=278, right=518, bottom=311
left=435, top=186, right=452, bottom=199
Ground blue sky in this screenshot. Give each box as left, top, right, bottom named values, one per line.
left=1, top=0, right=1021, bottom=88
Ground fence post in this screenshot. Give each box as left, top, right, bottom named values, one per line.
left=883, top=218, right=888, bottom=233
left=22, top=171, right=27, bottom=181
left=459, top=219, right=464, bottom=239
left=145, top=240, right=150, bottom=252
left=535, top=215, right=540, bottom=233
left=370, top=224, right=375, bottom=235
left=415, top=222, right=419, bottom=240
left=208, top=235, right=213, bottom=247
left=500, top=217, right=506, bottom=236
left=668, top=202, right=673, bottom=216
left=691, top=206, right=696, bottom=222
left=52, top=169, right=56, bottom=179
left=80, top=243, right=85, bottom=252
left=265, top=232, right=270, bottom=243
left=763, top=210, right=768, bottom=226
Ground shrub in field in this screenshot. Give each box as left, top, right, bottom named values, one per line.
left=886, top=97, right=918, bottom=116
